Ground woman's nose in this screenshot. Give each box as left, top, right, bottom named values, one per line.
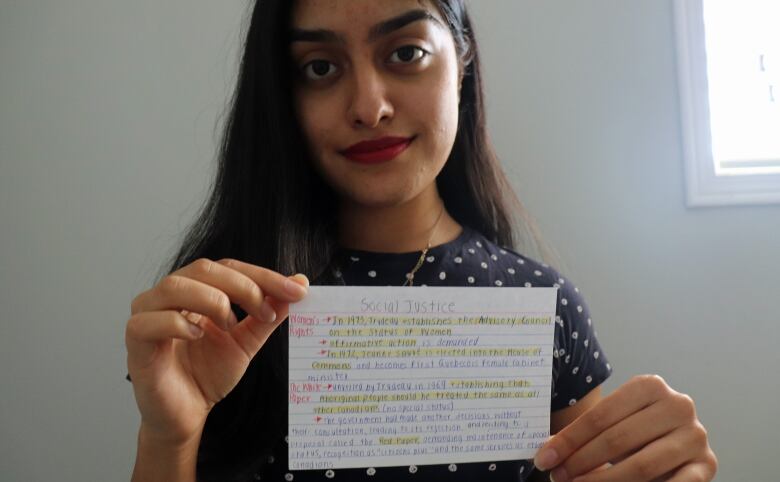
left=347, top=66, right=394, bottom=129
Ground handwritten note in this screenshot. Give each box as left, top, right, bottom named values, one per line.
left=288, top=286, right=557, bottom=470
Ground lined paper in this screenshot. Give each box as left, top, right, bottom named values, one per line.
left=288, top=286, right=557, bottom=470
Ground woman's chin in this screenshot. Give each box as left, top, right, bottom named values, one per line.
left=337, top=186, right=417, bottom=210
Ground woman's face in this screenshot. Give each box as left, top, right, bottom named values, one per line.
left=290, top=0, right=461, bottom=209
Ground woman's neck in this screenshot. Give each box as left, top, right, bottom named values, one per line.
left=338, top=186, right=462, bottom=253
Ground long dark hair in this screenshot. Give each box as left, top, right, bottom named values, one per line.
left=156, top=1, right=551, bottom=479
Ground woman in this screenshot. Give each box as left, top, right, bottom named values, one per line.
left=125, top=1, right=718, bottom=481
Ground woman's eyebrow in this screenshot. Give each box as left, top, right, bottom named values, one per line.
left=289, top=9, right=443, bottom=44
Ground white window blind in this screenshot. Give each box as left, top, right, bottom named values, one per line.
left=674, top=0, right=780, bottom=206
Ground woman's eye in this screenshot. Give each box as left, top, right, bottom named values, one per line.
left=301, top=60, right=337, bottom=81
left=389, top=45, right=428, bottom=64
left=299, top=46, right=427, bottom=81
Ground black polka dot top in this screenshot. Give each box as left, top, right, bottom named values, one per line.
left=248, top=225, right=612, bottom=482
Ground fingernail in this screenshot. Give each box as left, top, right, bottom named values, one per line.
left=260, top=301, right=277, bottom=323
left=228, top=310, right=238, bottom=328
left=185, top=312, right=202, bottom=323
left=550, top=467, right=569, bottom=482
left=292, top=273, right=310, bottom=287
left=284, top=278, right=307, bottom=297
left=535, top=448, right=559, bottom=471
left=187, top=323, right=204, bottom=338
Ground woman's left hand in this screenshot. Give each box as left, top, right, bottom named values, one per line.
left=533, top=375, right=718, bottom=481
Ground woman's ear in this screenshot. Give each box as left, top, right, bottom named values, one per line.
left=457, top=65, right=466, bottom=103
left=457, top=46, right=473, bottom=101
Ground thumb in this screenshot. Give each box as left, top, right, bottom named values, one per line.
left=289, top=273, right=310, bottom=288
left=265, top=273, right=309, bottom=321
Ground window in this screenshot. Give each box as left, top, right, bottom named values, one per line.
left=674, top=0, right=780, bottom=206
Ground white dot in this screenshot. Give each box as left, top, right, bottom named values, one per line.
left=488, top=463, right=497, bottom=471
left=607, top=363, right=612, bottom=371
left=334, top=270, right=342, bottom=278
left=574, top=286, right=580, bottom=293
left=517, top=258, right=525, bottom=264
left=490, top=254, right=498, bottom=261
left=577, top=305, right=583, bottom=313
left=558, top=348, right=566, bottom=356
left=584, top=339, right=589, bottom=347
left=572, top=331, right=578, bottom=339
left=561, top=298, right=568, bottom=305
left=572, top=366, right=579, bottom=374
left=565, top=354, right=571, bottom=364
left=542, top=263, right=549, bottom=268
left=507, top=268, right=515, bottom=274
left=476, top=241, right=483, bottom=248
left=495, top=280, right=503, bottom=286
left=285, top=474, right=294, bottom=481
left=569, top=399, right=577, bottom=406
left=468, top=248, right=475, bottom=254
left=426, top=256, right=435, bottom=263
left=500, top=249, right=507, bottom=254
left=448, top=464, right=458, bottom=472
left=558, top=278, right=565, bottom=284
left=586, top=375, right=593, bottom=383
left=454, top=256, right=463, bottom=264
left=267, top=455, right=275, bottom=464
left=421, top=284, right=427, bottom=287
left=368, top=270, right=376, bottom=278
left=366, top=468, right=376, bottom=476
left=553, top=283, right=560, bottom=288
left=519, top=465, right=525, bottom=474
left=587, top=318, right=592, bottom=326
left=325, top=469, right=335, bottom=479
left=524, top=282, right=532, bottom=287
left=409, top=465, right=418, bottom=474
left=553, top=349, right=559, bottom=358
left=284, top=435, right=289, bottom=443
left=439, top=271, right=446, bottom=280
left=534, top=270, right=542, bottom=276
left=467, top=276, right=475, bottom=284
left=594, top=351, right=600, bottom=359
left=480, top=262, right=488, bottom=269
left=350, top=256, right=359, bottom=262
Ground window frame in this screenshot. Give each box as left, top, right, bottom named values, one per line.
left=673, top=0, right=780, bottom=207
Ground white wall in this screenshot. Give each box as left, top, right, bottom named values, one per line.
left=470, top=2, right=779, bottom=480
left=0, top=1, right=776, bottom=480
left=0, top=1, right=245, bottom=479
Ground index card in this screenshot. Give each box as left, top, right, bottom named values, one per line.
left=288, top=286, right=557, bottom=471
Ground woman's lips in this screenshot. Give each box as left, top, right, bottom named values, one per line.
left=340, top=136, right=414, bottom=164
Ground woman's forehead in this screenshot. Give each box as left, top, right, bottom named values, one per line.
left=291, top=0, right=441, bottom=33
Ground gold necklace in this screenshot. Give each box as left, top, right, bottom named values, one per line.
left=403, top=206, right=445, bottom=287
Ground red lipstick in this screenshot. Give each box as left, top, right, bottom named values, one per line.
left=340, top=136, right=414, bottom=164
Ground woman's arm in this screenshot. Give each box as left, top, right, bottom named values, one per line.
left=131, top=423, right=202, bottom=482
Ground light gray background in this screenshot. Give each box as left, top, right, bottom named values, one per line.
left=1, top=1, right=777, bottom=480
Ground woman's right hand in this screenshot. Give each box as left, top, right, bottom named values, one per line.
left=125, top=258, right=309, bottom=448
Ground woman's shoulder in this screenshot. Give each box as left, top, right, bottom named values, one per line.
left=450, top=226, right=575, bottom=292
